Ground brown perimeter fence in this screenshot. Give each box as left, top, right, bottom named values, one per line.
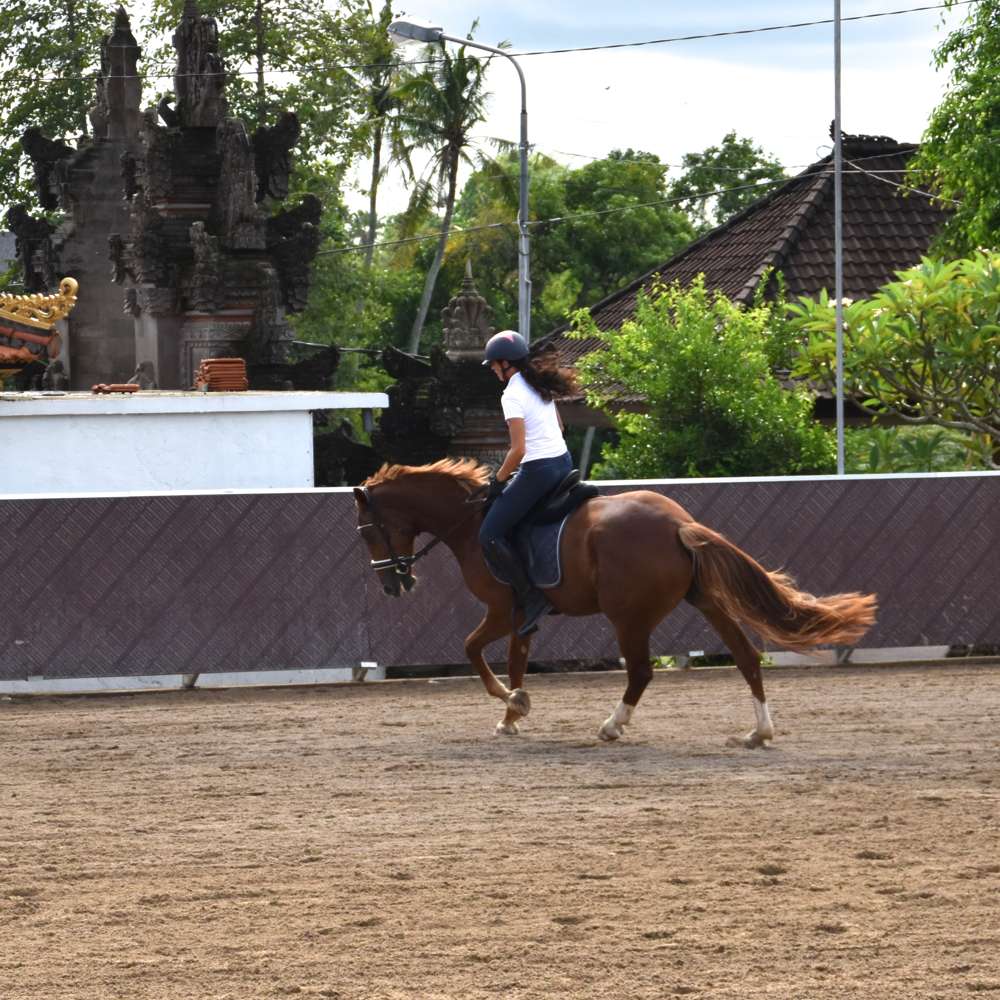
left=1, top=472, right=998, bottom=682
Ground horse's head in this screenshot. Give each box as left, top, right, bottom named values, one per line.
left=353, top=485, right=418, bottom=598
left=354, top=459, right=490, bottom=598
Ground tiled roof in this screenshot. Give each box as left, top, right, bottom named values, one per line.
left=544, top=134, right=949, bottom=384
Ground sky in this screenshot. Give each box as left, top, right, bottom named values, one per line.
left=360, top=0, right=969, bottom=212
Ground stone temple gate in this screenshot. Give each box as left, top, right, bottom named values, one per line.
left=6, top=3, right=321, bottom=390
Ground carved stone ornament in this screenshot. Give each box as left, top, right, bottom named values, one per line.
left=173, top=0, right=227, bottom=127
left=136, top=284, right=177, bottom=316
left=138, top=109, right=174, bottom=203
left=5, top=205, right=57, bottom=294
left=157, top=95, right=180, bottom=129
left=215, top=119, right=265, bottom=249
left=187, top=221, right=223, bottom=312
left=88, top=75, right=110, bottom=137
left=42, top=360, right=70, bottom=389
left=266, top=195, right=322, bottom=312
left=20, top=128, right=74, bottom=211
left=126, top=199, right=172, bottom=288
left=129, top=360, right=158, bottom=388
left=441, top=259, right=495, bottom=360
left=120, top=150, right=139, bottom=200
left=252, top=112, right=301, bottom=203
left=243, top=262, right=291, bottom=364
left=108, top=233, right=127, bottom=284
left=99, top=7, right=142, bottom=140
left=268, top=194, right=321, bottom=240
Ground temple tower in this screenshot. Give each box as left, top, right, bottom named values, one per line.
left=441, top=261, right=508, bottom=467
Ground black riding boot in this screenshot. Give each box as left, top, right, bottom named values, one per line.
left=484, top=538, right=551, bottom=637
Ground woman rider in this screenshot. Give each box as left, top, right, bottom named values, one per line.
left=480, top=330, right=578, bottom=636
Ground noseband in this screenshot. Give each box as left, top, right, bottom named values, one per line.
left=356, top=484, right=487, bottom=587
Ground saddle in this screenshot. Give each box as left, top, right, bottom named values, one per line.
left=524, top=470, right=600, bottom=526
left=485, top=470, right=599, bottom=589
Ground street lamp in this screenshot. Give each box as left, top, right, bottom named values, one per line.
left=388, top=19, right=533, bottom=342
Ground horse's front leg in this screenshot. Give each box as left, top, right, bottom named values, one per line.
left=464, top=609, right=520, bottom=734
left=497, top=632, right=533, bottom=735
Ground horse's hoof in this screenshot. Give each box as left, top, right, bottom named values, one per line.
left=507, top=688, right=531, bottom=718
left=598, top=720, right=623, bottom=742
left=726, top=730, right=770, bottom=749
left=495, top=720, right=520, bottom=736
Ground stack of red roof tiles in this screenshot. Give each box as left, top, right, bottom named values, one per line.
left=194, top=357, right=249, bottom=391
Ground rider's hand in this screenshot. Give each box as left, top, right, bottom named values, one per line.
left=487, top=475, right=506, bottom=501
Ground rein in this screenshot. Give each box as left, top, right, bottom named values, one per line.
left=357, top=483, right=488, bottom=581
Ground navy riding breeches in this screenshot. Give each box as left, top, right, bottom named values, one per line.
left=479, top=451, right=572, bottom=548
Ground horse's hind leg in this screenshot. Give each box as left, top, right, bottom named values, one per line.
left=598, top=623, right=653, bottom=742
left=497, top=633, right=532, bottom=736
left=695, top=600, right=774, bottom=748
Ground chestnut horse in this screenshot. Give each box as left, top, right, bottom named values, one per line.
left=353, top=459, right=877, bottom=746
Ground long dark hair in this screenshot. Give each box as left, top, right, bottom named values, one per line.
left=510, top=344, right=578, bottom=402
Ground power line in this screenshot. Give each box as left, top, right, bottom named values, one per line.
left=315, top=219, right=513, bottom=256
left=844, top=158, right=962, bottom=204
left=510, top=1, right=979, bottom=58
left=32, top=1, right=978, bottom=84
left=539, top=140, right=933, bottom=171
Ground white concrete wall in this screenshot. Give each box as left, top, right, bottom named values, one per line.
left=0, top=390, right=387, bottom=494
left=2, top=409, right=314, bottom=493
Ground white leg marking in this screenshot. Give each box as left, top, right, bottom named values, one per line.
left=753, top=698, right=774, bottom=741
left=598, top=700, right=634, bottom=742
left=727, top=697, right=775, bottom=749
left=495, top=720, right=520, bottom=736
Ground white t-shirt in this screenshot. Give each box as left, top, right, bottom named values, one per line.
left=501, top=372, right=567, bottom=461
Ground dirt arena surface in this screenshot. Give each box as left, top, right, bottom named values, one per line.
left=2, top=662, right=999, bottom=1000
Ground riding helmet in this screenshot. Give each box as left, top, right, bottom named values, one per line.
left=482, top=330, right=529, bottom=366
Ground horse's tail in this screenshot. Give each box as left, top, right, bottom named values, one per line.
left=677, top=521, right=877, bottom=653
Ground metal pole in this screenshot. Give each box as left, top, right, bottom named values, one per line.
left=442, top=35, right=531, bottom=341
left=518, top=97, right=531, bottom=343
left=579, top=425, right=596, bottom=478
left=833, top=0, right=845, bottom=475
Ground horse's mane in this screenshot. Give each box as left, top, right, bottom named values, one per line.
left=363, top=457, right=490, bottom=493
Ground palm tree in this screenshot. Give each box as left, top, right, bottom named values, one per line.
left=352, top=1, right=412, bottom=271
left=394, top=36, right=494, bottom=354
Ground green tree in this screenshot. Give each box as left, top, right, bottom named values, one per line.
left=669, top=131, right=786, bottom=232
left=349, top=1, right=412, bottom=270
left=571, top=276, right=834, bottom=479
left=393, top=34, right=493, bottom=354
left=789, top=252, right=1000, bottom=468
left=443, top=149, right=694, bottom=336
left=0, top=0, right=114, bottom=212
left=845, top=426, right=991, bottom=474
left=909, top=0, right=1000, bottom=254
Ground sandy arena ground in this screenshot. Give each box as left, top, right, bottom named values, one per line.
left=2, top=662, right=999, bottom=1000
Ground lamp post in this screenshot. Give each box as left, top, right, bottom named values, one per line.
left=389, top=19, right=533, bottom=342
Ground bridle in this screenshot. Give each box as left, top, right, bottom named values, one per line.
left=356, top=483, right=488, bottom=588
